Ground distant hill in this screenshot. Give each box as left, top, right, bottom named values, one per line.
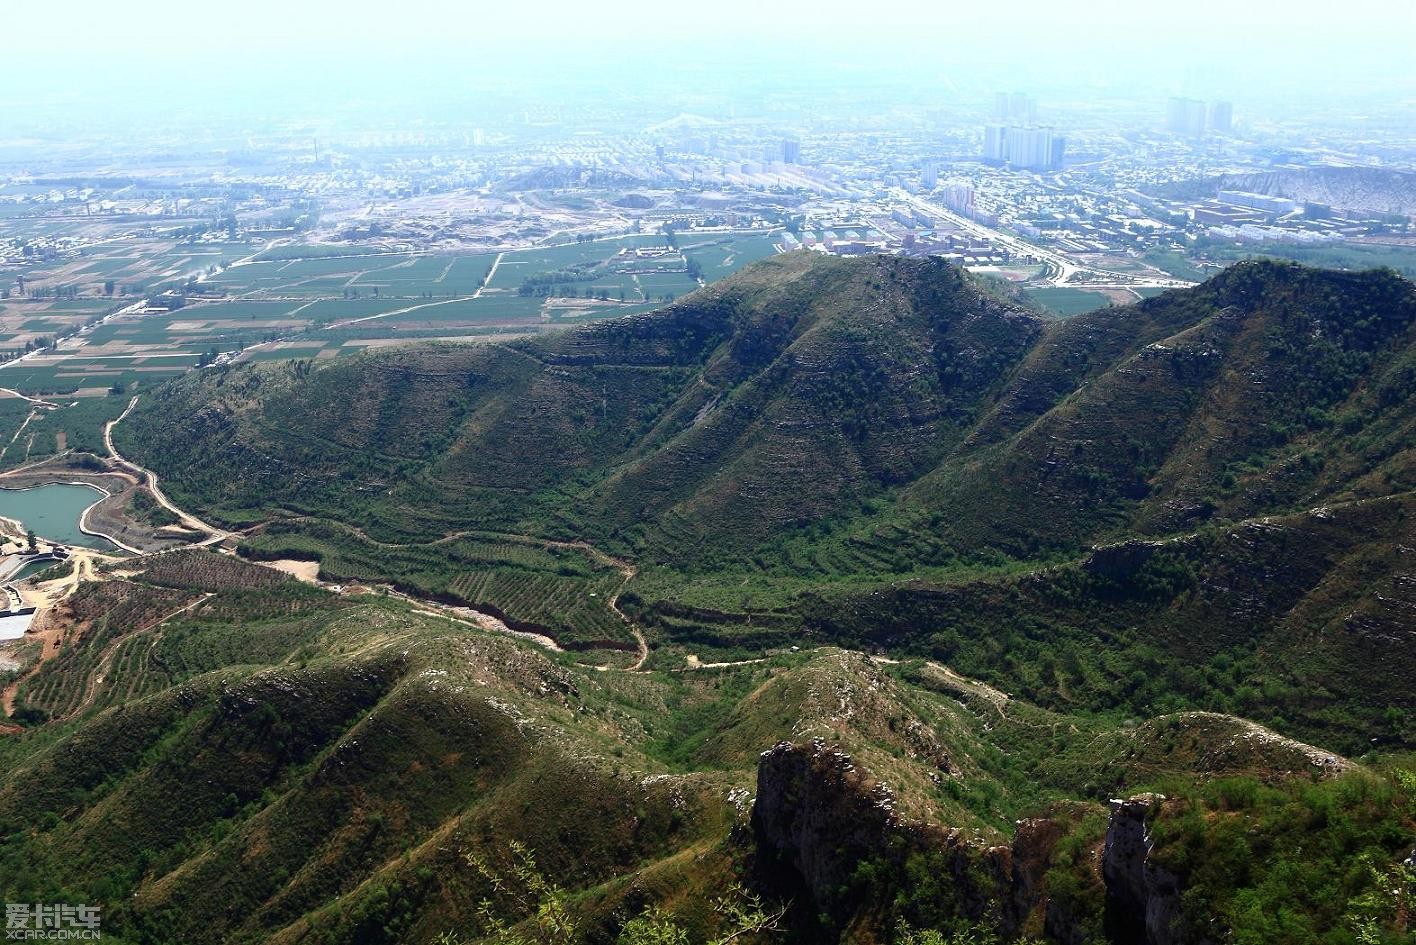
left=119, top=253, right=1045, bottom=560
left=125, top=253, right=1415, bottom=565
left=1153, top=165, right=1416, bottom=216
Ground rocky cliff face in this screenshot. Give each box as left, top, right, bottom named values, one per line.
left=753, top=741, right=1216, bottom=944
left=751, top=738, right=904, bottom=902
left=1101, top=794, right=1197, bottom=945
left=751, top=740, right=1011, bottom=930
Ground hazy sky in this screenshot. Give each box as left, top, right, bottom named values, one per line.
left=8, top=0, right=1409, bottom=53
left=3, top=0, right=1414, bottom=123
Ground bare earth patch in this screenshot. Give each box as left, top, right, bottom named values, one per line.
left=260, top=559, right=321, bottom=583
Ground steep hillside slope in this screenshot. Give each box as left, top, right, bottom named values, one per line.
left=114, top=255, right=1416, bottom=754
left=805, top=492, right=1416, bottom=754
left=119, top=252, right=1044, bottom=560
left=2, top=554, right=1408, bottom=945
left=913, top=261, right=1416, bottom=555
left=123, top=256, right=1416, bottom=571
left=1, top=554, right=747, bottom=944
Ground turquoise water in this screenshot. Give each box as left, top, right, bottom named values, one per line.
left=0, top=483, right=115, bottom=550
left=11, top=558, right=61, bottom=581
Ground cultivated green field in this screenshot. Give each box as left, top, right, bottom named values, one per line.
left=0, top=231, right=783, bottom=395
left=240, top=520, right=636, bottom=649
left=8, top=239, right=257, bottom=299
left=1023, top=285, right=1114, bottom=316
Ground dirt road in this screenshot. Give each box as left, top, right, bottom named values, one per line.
left=104, top=396, right=229, bottom=544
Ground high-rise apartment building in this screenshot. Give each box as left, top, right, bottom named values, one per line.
left=994, top=92, right=1037, bottom=125
left=1208, top=100, right=1233, bottom=133
left=1167, top=97, right=1209, bottom=136
left=982, top=125, right=1064, bottom=170
left=983, top=125, right=1009, bottom=163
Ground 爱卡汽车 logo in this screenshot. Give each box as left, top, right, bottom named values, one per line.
left=4, top=904, right=101, bottom=941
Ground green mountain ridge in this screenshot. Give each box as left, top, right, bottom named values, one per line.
left=115, top=253, right=1416, bottom=751
left=4, top=551, right=1407, bottom=945
left=3, top=253, right=1414, bottom=944
left=122, top=254, right=1415, bottom=565
left=118, top=253, right=1046, bottom=558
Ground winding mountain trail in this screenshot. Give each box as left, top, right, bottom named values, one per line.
left=103, top=396, right=230, bottom=545
left=267, top=516, right=651, bottom=669
left=870, top=655, right=1012, bottom=719
left=544, top=538, right=647, bottom=670
left=10, top=408, right=654, bottom=678
left=683, top=654, right=770, bottom=670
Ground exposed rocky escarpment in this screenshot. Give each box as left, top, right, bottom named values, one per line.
left=752, top=741, right=1242, bottom=944
left=751, top=740, right=1011, bottom=931
left=1102, top=794, right=1198, bottom=945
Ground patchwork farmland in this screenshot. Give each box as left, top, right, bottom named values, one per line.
left=0, top=231, right=784, bottom=398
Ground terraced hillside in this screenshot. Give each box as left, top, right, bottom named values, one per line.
left=1, top=552, right=1409, bottom=945
left=115, top=253, right=1416, bottom=746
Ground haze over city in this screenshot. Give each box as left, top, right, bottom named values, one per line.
left=5, top=0, right=1416, bottom=126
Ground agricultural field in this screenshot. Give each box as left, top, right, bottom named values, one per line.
left=0, top=230, right=271, bottom=395
left=682, top=232, right=782, bottom=273
left=13, top=579, right=198, bottom=721
left=1022, top=285, right=1114, bottom=316
left=0, top=298, right=120, bottom=358
left=0, top=349, right=201, bottom=396
left=12, top=559, right=344, bottom=722
left=0, top=227, right=784, bottom=396
left=240, top=519, right=637, bottom=651
left=5, top=236, right=258, bottom=300
left=200, top=233, right=781, bottom=334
